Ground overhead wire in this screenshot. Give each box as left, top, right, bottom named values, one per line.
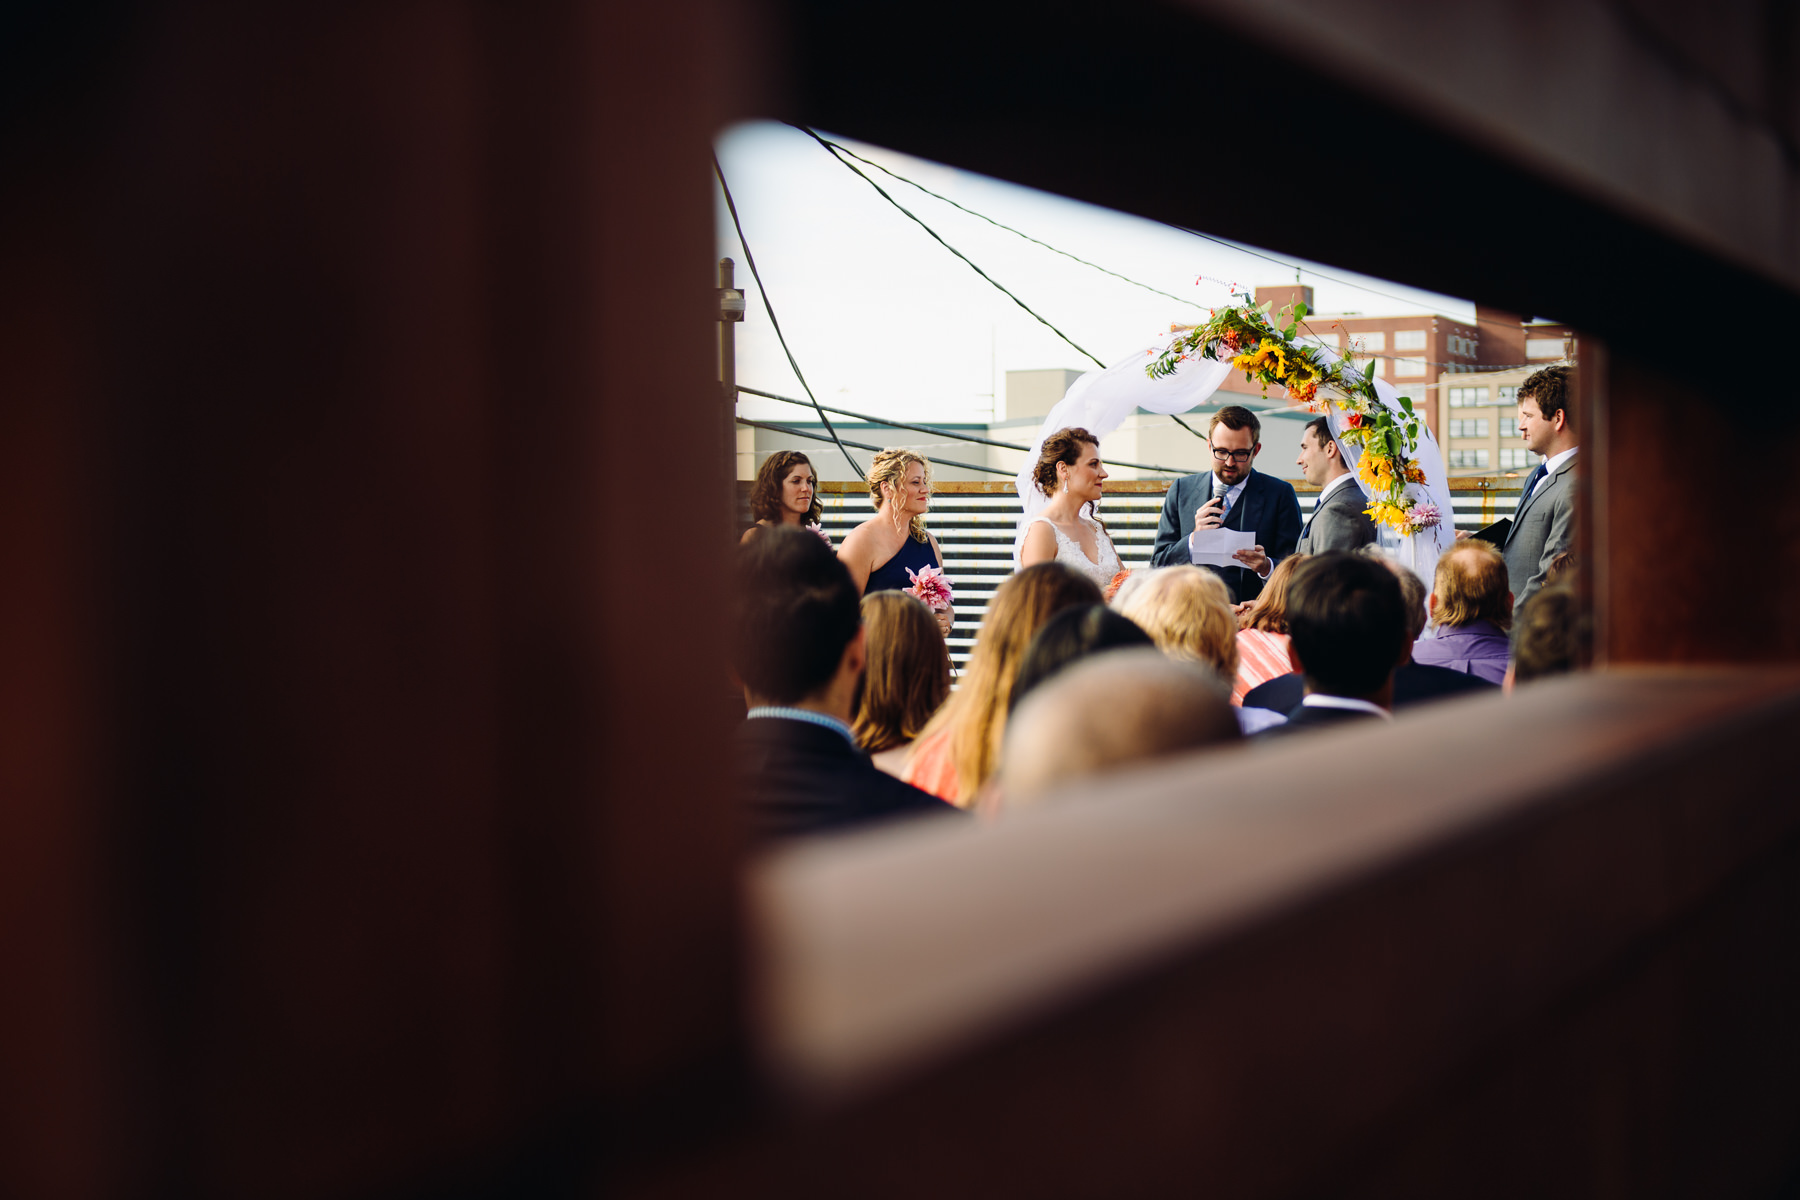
left=792, top=124, right=1110, bottom=373
left=736, top=384, right=1183, bottom=475
left=713, top=153, right=864, bottom=478
left=734, top=418, right=1015, bottom=477
left=810, top=131, right=1210, bottom=314
left=795, top=126, right=1537, bottom=366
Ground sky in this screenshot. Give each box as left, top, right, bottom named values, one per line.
left=716, top=120, right=1477, bottom=426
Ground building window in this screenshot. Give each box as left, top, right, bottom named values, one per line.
left=1526, top=337, right=1564, bottom=359
left=1499, top=447, right=1542, bottom=469
left=1447, top=386, right=1490, bottom=407
left=1394, top=330, right=1426, bottom=350
left=1300, top=332, right=1337, bottom=352
left=1393, top=356, right=1426, bottom=376
left=1446, top=333, right=1479, bottom=357
left=1354, top=331, right=1386, bottom=353
left=1368, top=357, right=1385, bottom=378
left=1497, top=385, right=1518, bottom=404
left=1448, top=449, right=1491, bottom=469
left=1449, top=418, right=1490, bottom=438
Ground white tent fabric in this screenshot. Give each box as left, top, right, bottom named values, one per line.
left=1011, top=331, right=1452, bottom=585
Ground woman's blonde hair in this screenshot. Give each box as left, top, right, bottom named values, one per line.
left=1242, top=553, right=1309, bottom=633
left=853, top=592, right=951, bottom=754
left=1119, top=566, right=1239, bottom=679
left=917, top=562, right=1101, bottom=801
left=866, top=447, right=932, bottom=543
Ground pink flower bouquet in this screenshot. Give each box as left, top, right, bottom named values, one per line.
left=904, top=564, right=953, bottom=612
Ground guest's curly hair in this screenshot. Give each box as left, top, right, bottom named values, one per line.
left=1032, top=427, right=1110, bottom=539
left=749, top=450, right=823, bottom=527
left=866, top=448, right=932, bottom=543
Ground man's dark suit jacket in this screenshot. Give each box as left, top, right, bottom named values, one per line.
left=1149, top=468, right=1303, bottom=603
left=1242, top=662, right=1494, bottom=714
left=736, top=716, right=956, bottom=839
left=1257, top=703, right=1383, bottom=737
left=1295, top=477, right=1377, bottom=556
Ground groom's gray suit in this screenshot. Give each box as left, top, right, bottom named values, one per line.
left=1295, top=477, right=1376, bottom=556
left=1503, top=450, right=1577, bottom=610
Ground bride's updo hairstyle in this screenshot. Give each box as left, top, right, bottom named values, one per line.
left=866, top=447, right=932, bottom=543
left=1033, top=426, right=1109, bottom=536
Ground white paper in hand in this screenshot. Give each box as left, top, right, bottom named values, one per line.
left=1188, top=528, right=1256, bottom=568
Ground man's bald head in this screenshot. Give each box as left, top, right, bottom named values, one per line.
left=1000, top=648, right=1239, bottom=807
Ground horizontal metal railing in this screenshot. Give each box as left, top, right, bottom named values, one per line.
left=739, top=479, right=1526, bottom=672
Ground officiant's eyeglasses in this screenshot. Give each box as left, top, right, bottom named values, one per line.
left=1210, top=448, right=1254, bottom=463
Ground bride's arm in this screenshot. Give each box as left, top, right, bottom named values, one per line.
left=1019, top=521, right=1058, bottom=569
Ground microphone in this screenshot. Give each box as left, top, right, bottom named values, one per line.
left=1212, top=478, right=1231, bottom=525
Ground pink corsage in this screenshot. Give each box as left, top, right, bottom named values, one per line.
left=904, top=564, right=953, bottom=612
left=806, top=521, right=832, bottom=548
left=1405, top=503, right=1442, bottom=533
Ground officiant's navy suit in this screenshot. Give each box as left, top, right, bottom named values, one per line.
left=1149, top=469, right=1302, bottom=603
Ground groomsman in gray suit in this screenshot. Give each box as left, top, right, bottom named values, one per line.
left=1294, top=417, right=1376, bottom=556
left=1502, top=365, right=1578, bottom=609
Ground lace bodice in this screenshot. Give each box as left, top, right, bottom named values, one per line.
left=1028, top=515, right=1121, bottom=590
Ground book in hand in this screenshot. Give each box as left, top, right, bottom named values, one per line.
left=1469, top=518, right=1512, bottom=545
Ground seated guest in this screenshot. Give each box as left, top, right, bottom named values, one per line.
left=1118, top=566, right=1285, bottom=735
left=902, top=563, right=1101, bottom=805
left=1231, top=553, right=1308, bottom=703
left=1243, top=553, right=1493, bottom=713
left=999, top=649, right=1240, bottom=809
left=1009, top=604, right=1154, bottom=714
left=733, top=527, right=954, bottom=838
left=1506, top=583, right=1580, bottom=691
left=1414, top=540, right=1512, bottom=684
left=853, top=591, right=952, bottom=778
left=1258, top=551, right=1409, bottom=734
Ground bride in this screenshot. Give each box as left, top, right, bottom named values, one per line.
left=1018, top=426, right=1124, bottom=591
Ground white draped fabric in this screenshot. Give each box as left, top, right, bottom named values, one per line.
left=1012, top=331, right=1452, bottom=586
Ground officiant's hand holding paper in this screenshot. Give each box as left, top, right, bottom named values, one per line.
left=1233, top=544, right=1270, bottom=576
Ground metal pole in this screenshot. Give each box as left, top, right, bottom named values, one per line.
left=717, top=257, right=743, bottom=404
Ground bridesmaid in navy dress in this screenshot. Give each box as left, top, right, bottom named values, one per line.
left=838, top=448, right=954, bottom=637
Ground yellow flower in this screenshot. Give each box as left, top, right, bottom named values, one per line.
left=1365, top=501, right=1410, bottom=532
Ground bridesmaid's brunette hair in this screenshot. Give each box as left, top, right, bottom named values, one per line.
left=853, top=592, right=951, bottom=754
left=1032, top=427, right=1110, bottom=539
left=749, top=450, right=823, bottom=527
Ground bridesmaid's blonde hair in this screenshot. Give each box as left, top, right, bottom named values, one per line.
left=866, top=448, right=932, bottom=542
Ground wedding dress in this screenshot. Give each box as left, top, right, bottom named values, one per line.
left=1027, top=515, right=1121, bottom=591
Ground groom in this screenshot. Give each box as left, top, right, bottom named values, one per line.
left=1150, top=405, right=1302, bottom=604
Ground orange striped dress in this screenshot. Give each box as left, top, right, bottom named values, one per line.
left=1233, top=629, right=1293, bottom=705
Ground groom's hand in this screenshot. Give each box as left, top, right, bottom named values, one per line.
left=1233, top=545, right=1270, bottom=576
left=1194, top=498, right=1226, bottom=530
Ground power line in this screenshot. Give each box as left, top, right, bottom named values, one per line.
left=712, top=154, right=863, bottom=478
left=735, top=418, right=1016, bottom=477
left=1163, top=222, right=1540, bottom=339
left=801, top=129, right=1526, bottom=375
left=736, top=384, right=1183, bottom=475
left=793, top=124, right=1109, bottom=372
left=811, top=132, right=1210, bottom=314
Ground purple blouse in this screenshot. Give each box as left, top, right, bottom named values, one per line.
left=1413, top=619, right=1510, bottom=685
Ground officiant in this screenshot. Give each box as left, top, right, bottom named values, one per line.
left=1149, top=406, right=1302, bottom=604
